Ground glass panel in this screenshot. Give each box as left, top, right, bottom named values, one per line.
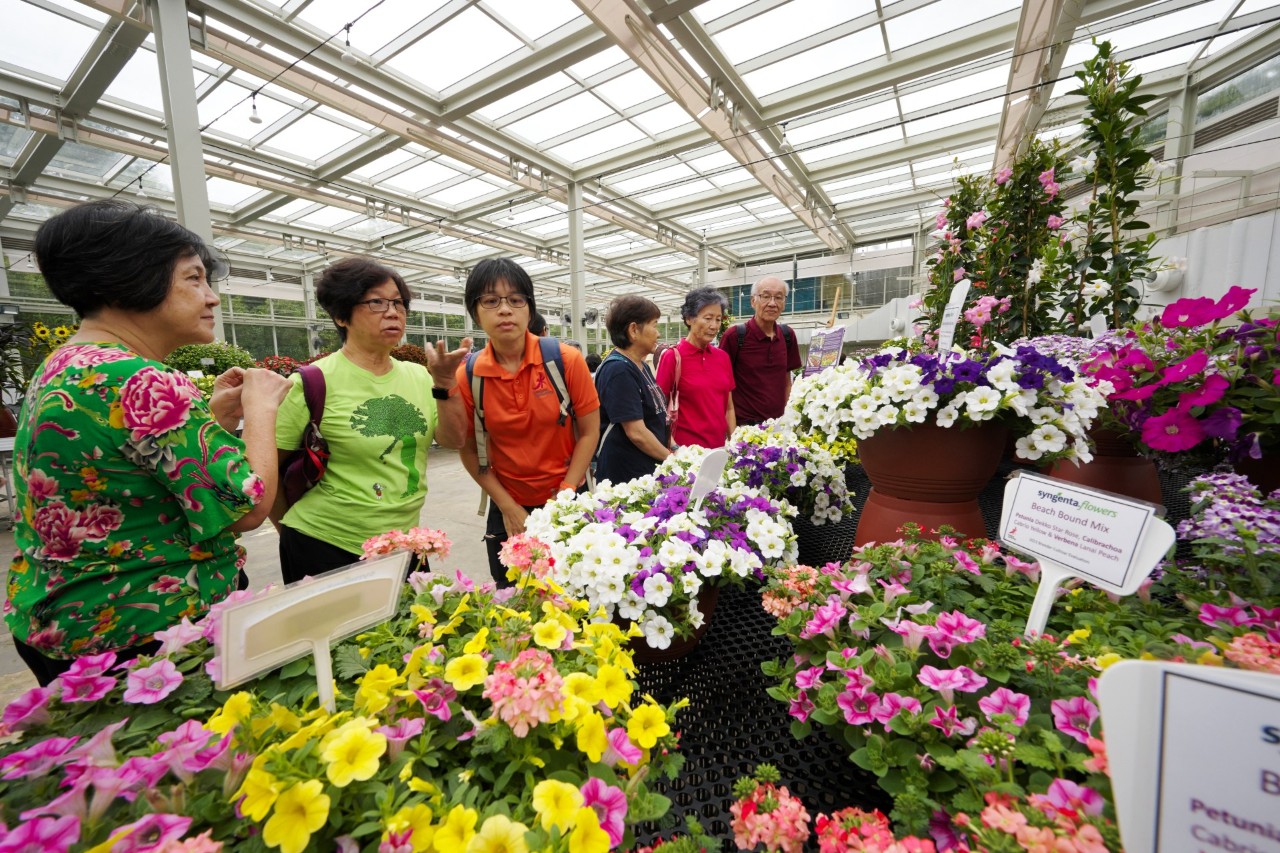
left=206, top=177, right=261, bottom=207
left=230, top=323, right=276, bottom=359
left=229, top=295, right=270, bottom=317
left=885, top=0, right=1018, bottom=52
left=504, top=92, right=615, bottom=144
left=103, top=47, right=165, bottom=111
left=385, top=8, right=524, bottom=91
left=1196, top=53, right=1280, bottom=125
left=272, top=299, right=305, bottom=318
left=5, top=270, right=52, bottom=300
left=743, top=29, right=883, bottom=96
left=592, top=69, right=666, bottom=110
left=275, top=327, right=308, bottom=360
left=548, top=122, right=648, bottom=163
left=0, top=3, right=98, bottom=80
left=484, top=0, right=582, bottom=41
left=477, top=73, right=576, bottom=121
left=714, top=0, right=872, bottom=64
left=199, top=82, right=292, bottom=141
left=49, top=142, right=124, bottom=179
left=430, top=177, right=505, bottom=206
left=0, top=125, right=33, bottom=161
left=262, top=115, right=363, bottom=161
left=631, top=103, right=695, bottom=136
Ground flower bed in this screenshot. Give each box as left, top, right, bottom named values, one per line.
left=0, top=563, right=685, bottom=852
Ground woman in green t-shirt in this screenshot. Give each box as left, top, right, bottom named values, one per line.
left=4, top=200, right=292, bottom=686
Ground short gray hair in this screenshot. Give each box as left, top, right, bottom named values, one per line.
left=680, top=286, right=729, bottom=323
left=751, top=275, right=789, bottom=298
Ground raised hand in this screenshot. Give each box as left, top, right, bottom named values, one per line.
left=425, top=336, right=474, bottom=388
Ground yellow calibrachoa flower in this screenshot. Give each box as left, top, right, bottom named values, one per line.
left=235, top=767, right=281, bottom=821
left=593, top=664, right=631, bottom=708
left=1094, top=652, right=1122, bottom=670
left=433, top=805, right=479, bottom=850
left=356, top=663, right=404, bottom=714
left=1198, top=649, right=1224, bottom=666
left=207, top=691, right=253, bottom=735
left=321, top=722, right=387, bottom=787
left=445, top=653, right=489, bottom=691
left=385, top=803, right=435, bottom=852
left=532, top=779, right=583, bottom=832
left=1066, top=627, right=1092, bottom=645
left=568, top=807, right=610, bottom=853
left=533, top=619, right=568, bottom=649
left=627, top=703, right=670, bottom=749
left=411, top=603, right=437, bottom=627
left=575, top=710, right=607, bottom=763
left=467, top=814, right=529, bottom=853
left=464, top=626, right=490, bottom=654
left=263, top=779, right=330, bottom=853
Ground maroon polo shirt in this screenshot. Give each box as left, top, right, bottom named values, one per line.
left=720, top=317, right=802, bottom=423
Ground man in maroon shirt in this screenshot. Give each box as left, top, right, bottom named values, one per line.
left=721, top=275, right=802, bottom=426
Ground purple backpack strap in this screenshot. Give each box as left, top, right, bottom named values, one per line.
left=297, top=364, right=326, bottom=427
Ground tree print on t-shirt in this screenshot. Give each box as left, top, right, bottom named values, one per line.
left=350, top=394, right=430, bottom=497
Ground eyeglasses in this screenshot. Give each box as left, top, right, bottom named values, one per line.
left=357, top=297, right=407, bottom=313
left=476, top=293, right=529, bottom=310
left=755, top=294, right=786, bottom=304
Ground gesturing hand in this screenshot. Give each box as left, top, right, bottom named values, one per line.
left=425, top=336, right=473, bottom=388
left=209, top=367, right=246, bottom=432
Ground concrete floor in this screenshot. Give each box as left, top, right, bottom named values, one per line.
left=0, top=447, right=493, bottom=708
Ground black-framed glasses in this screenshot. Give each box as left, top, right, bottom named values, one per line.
left=357, top=297, right=407, bottom=313
left=476, top=293, right=529, bottom=310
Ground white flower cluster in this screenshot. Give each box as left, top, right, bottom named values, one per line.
left=525, top=474, right=796, bottom=650
left=778, top=347, right=1111, bottom=465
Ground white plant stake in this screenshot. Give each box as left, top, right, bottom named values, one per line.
left=689, top=447, right=728, bottom=512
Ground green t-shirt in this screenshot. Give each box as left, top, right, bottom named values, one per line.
left=276, top=352, right=438, bottom=555
left=5, top=343, right=258, bottom=658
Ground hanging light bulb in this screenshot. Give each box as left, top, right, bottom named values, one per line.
left=249, top=93, right=263, bottom=125
left=266, top=269, right=274, bottom=283
left=340, top=24, right=358, bottom=66
left=780, top=121, right=790, bottom=148
left=135, top=177, right=147, bottom=199
left=26, top=255, right=35, bottom=270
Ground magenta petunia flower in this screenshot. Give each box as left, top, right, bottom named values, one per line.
left=602, top=726, right=643, bottom=767
left=1178, top=373, right=1230, bottom=407
left=0, top=815, right=80, bottom=852
left=581, top=777, right=628, bottom=846
left=1161, top=295, right=1218, bottom=328
left=123, top=659, right=183, bottom=705
left=977, top=687, right=1031, bottom=727
left=376, top=717, right=425, bottom=761
left=1141, top=407, right=1205, bottom=452
left=1032, top=778, right=1105, bottom=818
left=788, top=691, right=814, bottom=722
left=106, top=813, right=192, bottom=853
left=1050, top=696, right=1099, bottom=745
left=800, top=595, right=846, bottom=639
left=875, top=692, right=922, bottom=729
left=0, top=735, right=80, bottom=780
left=413, top=678, right=456, bottom=722
left=1214, top=285, right=1254, bottom=318
left=2, top=686, right=54, bottom=731
left=837, top=686, right=881, bottom=726
left=952, top=551, right=981, bottom=575
left=794, top=665, right=825, bottom=690
left=1199, top=602, right=1254, bottom=628
left=1158, top=350, right=1209, bottom=386
left=64, top=652, right=118, bottom=679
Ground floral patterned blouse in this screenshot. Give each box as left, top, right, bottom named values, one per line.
left=3, top=343, right=264, bottom=659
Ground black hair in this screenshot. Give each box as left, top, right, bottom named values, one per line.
left=585, top=352, right=602, bottom=372
left=316, top=256, right=411, bottom=343
left=605, top=294, right=661, bottom=349
left=463, top=258, right=536, bottom=323
left=529, top=310, right=548, bottom=336
left=680, top=286, right=729, bottom=327
left=33, top=199, right=220, bottom=318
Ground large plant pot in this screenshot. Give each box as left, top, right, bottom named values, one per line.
left=1045, top=427, right=1163, bottom=506
left=793, top=464, right=861, bottom=567
left=628, top=585, right=721, bottom=664
left=1235, top=454, right=1280, bottom=496
left=854, top=421, right=1007, bottom=546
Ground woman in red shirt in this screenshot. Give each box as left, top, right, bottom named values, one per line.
left=655, top=287, right=736, bottom=448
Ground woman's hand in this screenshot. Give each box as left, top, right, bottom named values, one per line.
left=425, top=336, right=473, bottom=388
left=241, top=368, right=292, bottom=412
left=500, top=504, right=529, bottom=538
left=209, top=367, right=246, bottom=432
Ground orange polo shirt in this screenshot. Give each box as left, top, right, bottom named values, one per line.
left=456, top=333, right=600, bottom=507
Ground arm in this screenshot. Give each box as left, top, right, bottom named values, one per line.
left=230, top=369, right=293, bottom=533
left=725, top=396, right=737, bottom=442
left=563, top=408, right=600, bottom=490
left=266, top=448, right=293, bottom=528
left=621, top=419, right=672, bottom=462
left=426, top=337, right=472, bottom=450
left=459, top=431, right=529, bottom=536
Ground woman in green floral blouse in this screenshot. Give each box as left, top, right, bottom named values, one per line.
left=4, top=200, right=291, bottom=685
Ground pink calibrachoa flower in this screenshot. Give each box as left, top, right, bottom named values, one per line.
left=1030, top=778, right=1105, bottom=818
left=1141, top=407, right=1205, bottom=452
left=0, top=815, right=80, bottom=852
left=377, top=717, right=425, bottom=761
left=414, top=677, right=456, bottom=722
left=581, top=777, right=628, bottom=847
left=0, top=735, right=80, bottom=780
left=927, top=705, right=975, bottom=738
left=482, top=648, right=563, bottom=737
left=1199, top=602, right=1254, bottom=628
left=154, top=617, right=204, bottom=655
left=1050, top=696, right=1099, bottom=745
left=123, top=658, right=183, bottom=704
left=875, top=693, right=922, bottom=729
left=918, top=665, right=987, bottom=705
left=107, top=813, right=192, bottom=853
left=977, top=687, right=1031, bottom=727
left=837, top=687, right=881, bottom=726
left=2, top=685, right=54, bottom=731
left=602, top=726, right=642, bottom=767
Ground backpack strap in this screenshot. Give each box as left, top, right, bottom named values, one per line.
left=736, top=322, right=747, bottom=348
left=297, top=364, right=326, bottom=428
left=780, top=322, right=795, bottom=349
left=465, top=350, right=489, bottom=473
left=539, top=336, right=574, bottom=427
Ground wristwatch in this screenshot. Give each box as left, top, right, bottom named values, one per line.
left=431, top=385, right=458, bottom=400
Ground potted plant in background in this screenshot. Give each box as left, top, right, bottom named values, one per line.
left=778, top=345, right=1107, bottom=544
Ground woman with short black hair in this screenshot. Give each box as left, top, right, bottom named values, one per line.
left=594, top=295, right=671, bottom=485
left=655, top=286, right=736, bottom=448
left=274, top=256, right=469, bottom=582
left=5, top=199, right=292, bottom=685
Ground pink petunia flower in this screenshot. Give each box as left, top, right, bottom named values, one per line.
left=106, top=813, right=192, bottom=853
left=1141, top=407, right=1205, bottom=452
left=837, top=687, right=881, bottom=726
left=65, top=652, right=118, bottom=679
left=154, top=618, right=204, bottom=655
left=952, top=551, right=981, bottom=575
left=1158, top=350, right=1209, bottom=385
left=602, top=726, right=643, bottom=767
left=977, top=687, right=1031, bottom=727
left=67, top=719, right=129, bottom=767
left=2, top=686, right=55, bottom=731
left=376, top=717, right=425, bottom=762
left=794, top=666, right=825, bottom=690
left=581, top=777, right=628, bottom=846
left=800, top=596, right=847, bottom=639
left=1199, top=602, right=1254, bottom=628
left=1178, top=373, right=1230, bottom=408
left=1050, top=696, right=1099, bottom=745
left=928, top=705, right=975, bottom=738
left=995, top=167, right=1012, bottom=185
left=1030, top=778, right=1105, bottom=818
left=123, top=658, right=183, bottom=705
left=414, top=678, right=456, bottom=723
left=788, top=691, right=814, bottom=723
left=875, top=692, right=922, bottom=729
left=1160, top=295, right=1219, bottom=328
left=918, top=665, right=987, bottom=705
left=0, top=815, right=80, bottom=852
left=0, top=736, right=80, bottom=780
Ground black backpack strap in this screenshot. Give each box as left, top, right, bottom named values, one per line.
left=466, top=351, right=489, bottom=473
left=539, top=337, right=573, bottom=427
left=737, top=322, right=747, bottom=347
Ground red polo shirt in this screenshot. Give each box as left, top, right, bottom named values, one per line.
left=655, top=338, right=735, bottom=448
left=720, top=317, right=802, bottom=423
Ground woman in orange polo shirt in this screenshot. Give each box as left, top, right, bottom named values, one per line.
left=455, top=258, right=600, bottom=586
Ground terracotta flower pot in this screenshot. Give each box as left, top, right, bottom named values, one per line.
left=627, top=585, right=721, bottom=664
left=1234, top=454, right=1280, bottom=496
left=1045, top=427, right=1163, bottom=506
left=854, top=421, right=1007, bottom=546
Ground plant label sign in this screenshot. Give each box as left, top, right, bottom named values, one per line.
left=935, top=280, right=971, bottom=352
left=998, top=471, right=1173, bottom=637
left=1099, top=661, right=1280, bottom=853
left=216, top=552, right=409, bottom=711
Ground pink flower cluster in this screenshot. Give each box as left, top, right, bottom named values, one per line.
left=814, top=806, right=935, bottom=852
left=762, top=564, right=820, bottom=618
left=497, top=533, right=555, bottom=579
left=730, top=782, right=811, bottom=853
left=1038, top=167, right=1059, bottom=198
left=482, top=648, right=563, bottom=737
left=961, top=295, right=1010, bottom=331
left=951, top=785, right=1109, bottom=852
left=360, top=526, right=452, bottom=563
left=1198, top=601, right=1280, bottom=642
left=1224, top=632, right=1280, bottom=673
